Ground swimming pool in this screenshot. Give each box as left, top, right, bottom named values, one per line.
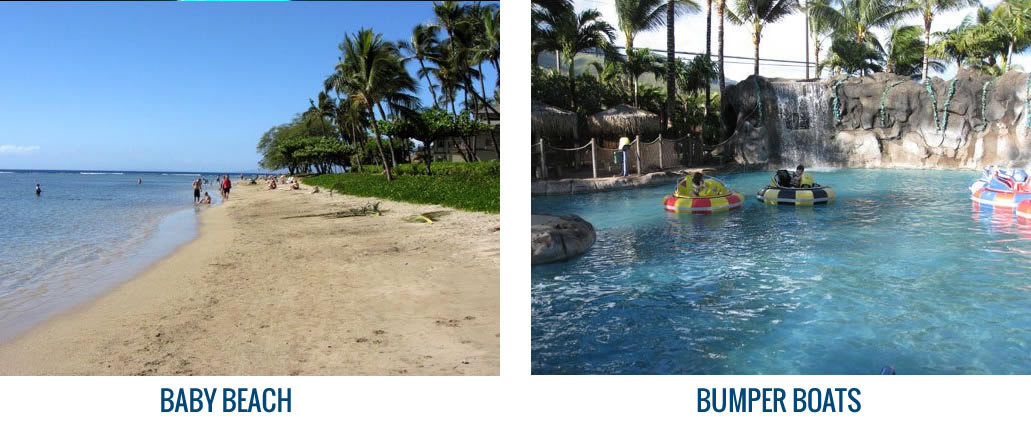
left=531, top=169, right=1031, bottom=374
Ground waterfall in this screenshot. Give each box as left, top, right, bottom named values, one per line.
left=770, top=81, right=835, bottom=168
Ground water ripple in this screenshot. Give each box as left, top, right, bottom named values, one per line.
left=532, top=169, right=1031, bottom=374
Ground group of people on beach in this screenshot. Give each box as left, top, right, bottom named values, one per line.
left=263, top=174, right=300, bottom=191
left=192, top=175, right=232, bottom=205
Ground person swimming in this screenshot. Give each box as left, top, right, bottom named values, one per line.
left=35, top=183, right=41, bottom=195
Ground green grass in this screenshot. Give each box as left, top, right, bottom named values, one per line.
left=304, top=162, right=499, bottom=213
left=359, top=161, right=499, bottom=176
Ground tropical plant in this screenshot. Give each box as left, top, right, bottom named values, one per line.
left=913, top=0, right=980, bottom=81
left=533, top=7, right=617, bottom=112
left=990, top=0, right=1031, bottom=71
left=399, top=23, right=442, bottom=108
left=881, top=23, right=946, bottom=77
left=821, top=37, right=884, bottom=75
left=727, top=0, right=796, bottom=76
left=331, top=28, right=417, bottom=181
left=810, top=0, right=919, bottom=48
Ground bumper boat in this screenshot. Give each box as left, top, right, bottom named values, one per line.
left=756, top=170, right=834, bottom=205
left=663, top=176, right=744, bottom=214
left=1019, top=200, right=1031, bottom=220
left=969, top=166, right=1031, bottom=209
left=663, top=192, right=744, bottom=214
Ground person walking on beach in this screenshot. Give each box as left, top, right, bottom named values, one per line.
left=221, top=175, right=232, bottom=200
left=192, top=178, right=202, bottom=203
left=35, top=183, right=42, bottom=196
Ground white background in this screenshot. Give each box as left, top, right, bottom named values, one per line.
left=2, top=2, right=1029, bottom=430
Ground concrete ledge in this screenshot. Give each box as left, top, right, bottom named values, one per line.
left=532, top=169, right=713, bottom=196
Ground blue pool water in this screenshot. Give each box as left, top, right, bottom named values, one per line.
left=531, top=169, right=1031, bottom=374
left=0, top=170, right=232, bottom=342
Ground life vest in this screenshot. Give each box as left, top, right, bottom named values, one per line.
left=679, top=178, right=728, bottom=197
left=796, top=172, right=814, bottom=187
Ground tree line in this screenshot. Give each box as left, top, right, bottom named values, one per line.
left=532, top=0, right=1031, bottom=147
left=258, top=1, right=499, bottom=179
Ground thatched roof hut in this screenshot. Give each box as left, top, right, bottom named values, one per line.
left=531, top=103, right=578, bottom=138
left=586, top=104, right=661, bottom=137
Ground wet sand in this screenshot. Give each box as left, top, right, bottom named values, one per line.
left=0, top=182, right=499, bottom=375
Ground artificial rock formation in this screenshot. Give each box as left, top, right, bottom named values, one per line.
left=722, top=70, right=1031, bottom=169
left=531, top=214, right=596, bottom=265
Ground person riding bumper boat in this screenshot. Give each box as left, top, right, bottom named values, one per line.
left=756, top=165, right=834, bottom=205
left=664, top=172, right=743, bottom=214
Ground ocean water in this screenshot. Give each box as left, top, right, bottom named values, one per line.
left=0, top=170, right=232, bottom=342
left=531, top=169, right=1031, bottom=374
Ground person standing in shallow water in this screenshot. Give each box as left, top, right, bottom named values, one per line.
left=192, top=178, right=202, bottom=203
left=221, top=175, right=232, bottom=200
left=35, top=183, right=41, bottom=196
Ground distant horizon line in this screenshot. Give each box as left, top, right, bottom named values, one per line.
left=0, top=168, right=277, bottom=175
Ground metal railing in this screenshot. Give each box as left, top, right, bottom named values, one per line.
left=532, top=134, right=707, bottom=180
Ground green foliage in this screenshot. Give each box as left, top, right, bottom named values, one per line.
left=361, top=161, right=499, bottom=176
left=304, top=162, right=500, bottom=213
left=531, top=68, right=612, bottom=116
left=822, top=38, right=884, bottom=76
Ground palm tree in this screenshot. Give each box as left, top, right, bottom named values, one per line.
left=400, top=23, right=442, bottom=108
left=534, top=7, right=616, bottom=112
left=805, top=0, right=834, bottom=78
left=991, top=0, right=1031, bottom=71
left=473, top=4, right=501, bottom=156
left=717, top=0, right=727, bottom=101
left=616, top=0, right=698, bottom=124
left=727, top=0, right=795, bottom=76
left=532, top=0, right=575, bottom=69
left=821, top=37, right=884, bottom=75
left=624, top=47, right=661, bottom=107
left=810, top=0, right=919, bottom=48
left=934, top=16, right=977, bottom=68
left=334, top=29, right=413, bottom=181
left=881, top=23, right=945, bottom=77
left=306, top=91, right=336, bottom=137
left=915, top=0, right=980, bottom=82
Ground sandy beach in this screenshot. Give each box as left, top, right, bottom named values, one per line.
left=0, top=182, right=499, bottom=375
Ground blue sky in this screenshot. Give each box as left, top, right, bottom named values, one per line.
left=0, top=1, right=498, bottom=172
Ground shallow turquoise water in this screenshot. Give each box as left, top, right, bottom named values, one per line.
left=531, top=169, right=1031, bottom=374
left=0, top=170, right=229, bottom=341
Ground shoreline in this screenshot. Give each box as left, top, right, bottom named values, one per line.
left=0, top=195, right=205, bottom=344
left=0, top=183, right=499, bottom=375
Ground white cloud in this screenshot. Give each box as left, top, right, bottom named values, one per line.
left=572, top=0, right=1015, bottom=82
left=0, top=145, right=41, bottom=154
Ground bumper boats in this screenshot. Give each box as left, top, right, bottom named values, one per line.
left=756, top=170, right=834, bottom=205
left=969, top=166, right=1031, bottom=209
left=663, top=175, right=744, bottom=214
left=1019, top=200, right=1031, bottom=220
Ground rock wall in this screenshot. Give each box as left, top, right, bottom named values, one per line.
left=723, top=70, right=1031, bottom=169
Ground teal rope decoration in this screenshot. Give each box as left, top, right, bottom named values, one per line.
left=979, top=77, right=999, bottom=131
left=1025, top=74, right=1031, bottom=130
left=939, top=79, right=957, bottom=132
left=831, top=77, right=849, bottom=124
left=754, top=78, right=763, bottom=123
left=925, top=78, right=940, bottom=130
left=879, top=80, right=907, bottom=128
